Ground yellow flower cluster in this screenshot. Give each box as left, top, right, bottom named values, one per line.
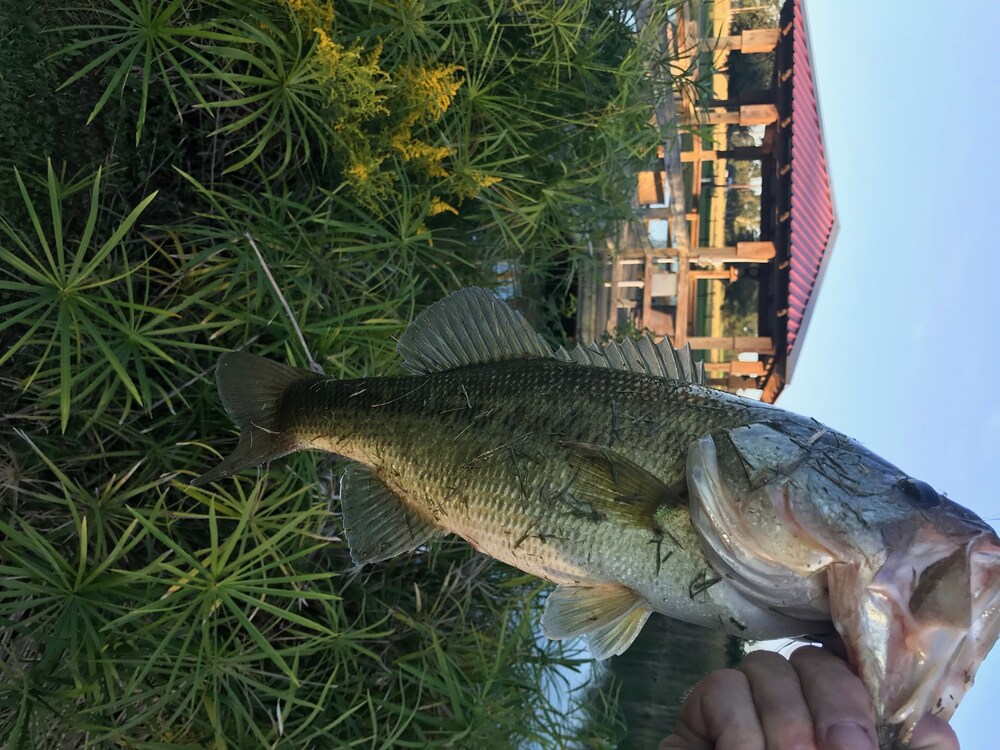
left=311, top=26, right=389, bottom=177
left=428, top=196, right=459, bottom=216
left=396, top=64, right=460, bottom=127
left=385, top=64, right=464, bottom=182
left=403, top=64, right=465, bottom=120
left=391, top=135, right=451, bottom=177
left=285, top=7, right=476, bottom=213
left=470, top=171, right=503, bottom=190
left=347, top=161, right=369, bottom=183
left=284, top=0, right=334, bottom=30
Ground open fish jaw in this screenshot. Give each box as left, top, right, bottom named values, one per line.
left=688, top=419, right=1000, bottom=742
left=831, top=529, right=1000, bottom=740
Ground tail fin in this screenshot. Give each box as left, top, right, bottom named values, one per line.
left=191, top=352, right=323, bottom=486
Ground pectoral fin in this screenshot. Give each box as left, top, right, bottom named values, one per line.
left=341, top=465, right=443, bottom=565
left=563, top=443, right=685, bottom=528
left=542, top=583, right=651, bottom=659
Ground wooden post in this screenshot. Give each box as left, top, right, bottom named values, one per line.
left=697, top=29, right=779, bottom=54
left=681, top=146, right=768, bottom=162
left=689, top=241, right=775, bottom=262
left=730, top=360, right=767, bottom=376
left=641, top=253, right=653, bottom=329
left=702, top=360, right=768, bottom=376
left=656, top=241, right=775, bottom=263
left=690, top=268, right=739, bottom=282
left=686, top=337, right=775, bottom=354
left=682, top=104, right=777, bottom=127
left=675, top=260, right=689, bottom=346
left=637, top=170, right=665, bottom=205
left=706, top=376, right=764, bottom=390
left=740, top=28, right=781, bottom=53
left=738, top=103, right=778, bottom=125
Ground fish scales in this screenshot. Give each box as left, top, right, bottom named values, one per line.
left=283, top=361, right=754, bottom=619
left=195, top=288, right=1000, bottom=748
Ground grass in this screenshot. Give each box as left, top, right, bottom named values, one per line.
left=0, top=0, right=690, bottom=745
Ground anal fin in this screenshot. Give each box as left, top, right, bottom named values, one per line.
left=542, top=583, right=651, bottom=660
left=341, top=465, right=442, bottom=565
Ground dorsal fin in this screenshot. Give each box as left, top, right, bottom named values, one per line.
left=397, top=287, right=704, bottom=385
left=397, top=287, right=552, bottom=374
left=554, top=333, right=704, bottom=385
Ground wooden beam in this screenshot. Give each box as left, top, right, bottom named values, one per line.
left=681, top=146, right=768, bottom=162
left=687, top=110, right=741, bottom=126
left=697, top=29, right=779, bottom=55
left=702, top=362, right=728, bottom=374
left=706, top=376, right=764, bottom=390
left=703, top=360, right=768, bottom=376
left=699, top=35, right=741, bottom=52
left=736, top=241, right=776, bottom=260
left=730, top=360, right=767, bottom=376
left=683, top=104, right=778, bottom=128
left=686, top=337, right=775, bottom=354
left=690, top=268, right=738, bottom=282
left=738, top=103, right=778, bottom=125
left=660, top=241, right=775, bottom=263
left=728, top=375, right=759, bottom=390
left=740, top=28, right=781, bottom=54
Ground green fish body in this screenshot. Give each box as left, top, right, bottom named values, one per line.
left=195, top=288, right=1000, bottom=746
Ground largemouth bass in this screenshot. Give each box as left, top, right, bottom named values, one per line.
left=194, top=288, right=1000, bottom=747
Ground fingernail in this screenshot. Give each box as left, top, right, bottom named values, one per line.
left=825, top=722, right=875, bottom=750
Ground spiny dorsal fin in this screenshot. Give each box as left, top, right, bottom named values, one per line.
left=398, top=287, right=704, bottom=385
left=554, top=332, right=704, bottom=385
left=340, top=465, right=443, bottom=565
left=541, top=583, right=651, bottom=659
left=398, top=287, right=552, bottom=374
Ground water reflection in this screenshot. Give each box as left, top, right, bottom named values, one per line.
left=572, top=614, right=741, bottom=749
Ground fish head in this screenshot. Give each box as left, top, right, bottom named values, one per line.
left=686, top=418, right=1000, bottom=743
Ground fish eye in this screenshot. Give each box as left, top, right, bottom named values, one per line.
left=896, top=477, right=941, bottom=509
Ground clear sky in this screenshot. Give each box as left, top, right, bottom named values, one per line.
left=776, top=1, right=1000, bottom=745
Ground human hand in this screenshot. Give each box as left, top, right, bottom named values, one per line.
left=659, top=646, right=959, bottom=750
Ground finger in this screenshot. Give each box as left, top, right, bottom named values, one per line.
left=791, top=646, right=878, bottom=750
left=660, top=668, right=765, bottom=750
left=909, top=714, right=959, bottom=750
left=739, top=650, right=817, bottom=749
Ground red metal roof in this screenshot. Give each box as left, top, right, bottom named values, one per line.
left=783, top=0, right=837, bottom=379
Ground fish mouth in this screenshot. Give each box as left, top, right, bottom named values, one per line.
left=687, top=431, right=1000, bottom=741
left=829, top=530, right=1000, bottom=739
